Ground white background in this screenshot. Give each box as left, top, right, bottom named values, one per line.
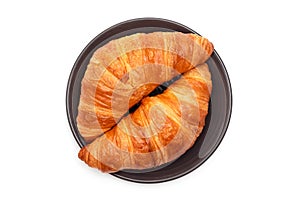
left=0, top=0, right=299, bottom=199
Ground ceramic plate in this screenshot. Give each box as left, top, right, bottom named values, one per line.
left=66, top=18, right=232, bottom=183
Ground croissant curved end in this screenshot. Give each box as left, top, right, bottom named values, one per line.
left=188, top=34, right=214, bottom=56
left=78, top=147, right=117, bottom=173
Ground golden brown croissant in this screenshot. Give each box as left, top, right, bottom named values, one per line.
left=78, top=64, right=212, bottom=172
left=77, top=32, right=213, bottom=142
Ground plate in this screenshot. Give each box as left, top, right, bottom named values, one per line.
left=66, top=18, right=232, bottom=183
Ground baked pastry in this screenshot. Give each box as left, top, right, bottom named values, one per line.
left=78, top=64, right=212, bottom=172
left=77, top=32, right=213, bottom=142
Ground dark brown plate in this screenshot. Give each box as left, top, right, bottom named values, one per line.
left=66, top=18, right=232, bottom=183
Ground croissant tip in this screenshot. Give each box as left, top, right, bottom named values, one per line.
left=209, top=42, right=214, bottom=55
left=188, top=34, right=214, bottom=56
left=203, top=37, right=214, bottom=56
left=78, top=146, right=118, bottom=173
left=78, top=146, right=87, bottom=161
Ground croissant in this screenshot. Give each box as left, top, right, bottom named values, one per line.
left=77, top=32, right=213, bottom=142
left=78, top=64, right=212, bottom=172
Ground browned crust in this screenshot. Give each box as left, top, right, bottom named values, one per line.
left=78, top=64, right=212, bottom=172
left=78, top=146, right=117, bottom=173
left=77, top=32, right=213, bottom=141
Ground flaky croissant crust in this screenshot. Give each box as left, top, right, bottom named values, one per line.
left=79, top=64, right=212, bottom=172
left=77, top=32, right=213, bottom=142
left=76, top=32, right=213, bottom=172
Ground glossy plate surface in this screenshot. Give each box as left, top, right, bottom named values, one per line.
left=66, top=18, right=232, bottom=183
